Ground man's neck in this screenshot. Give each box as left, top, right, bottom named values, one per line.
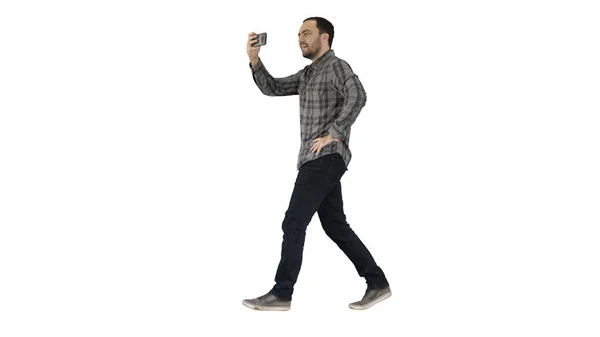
left=311, top=47, right=331, bottom=63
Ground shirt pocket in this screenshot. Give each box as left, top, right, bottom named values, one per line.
left=305, top=83, right=326, bottom=108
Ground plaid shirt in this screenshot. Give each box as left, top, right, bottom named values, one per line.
left=249, top=50, right=367, bottom=170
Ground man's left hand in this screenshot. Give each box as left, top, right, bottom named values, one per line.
left=311, top=133, right=340, bottom=155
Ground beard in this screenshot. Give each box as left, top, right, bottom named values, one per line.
left=301, top=39, right=322, bottom=60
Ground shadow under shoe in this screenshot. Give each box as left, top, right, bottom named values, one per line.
left=242, top=293, right=291, bottom=311
left=348, top=286, right=392, bottom=310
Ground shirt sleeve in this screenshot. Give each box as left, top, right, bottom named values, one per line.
left=250, top=58, right=302, bottom=96
left=328, top=60, right=367, bottom=142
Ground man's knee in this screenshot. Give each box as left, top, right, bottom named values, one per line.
left=282, top=213, right=309, bottom=244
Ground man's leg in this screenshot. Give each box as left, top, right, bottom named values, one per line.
left=243, top=154, right=344, bottom=310
left=317, top=179, right=390, bottom=290
left=269, top=154, right=345, bottom=300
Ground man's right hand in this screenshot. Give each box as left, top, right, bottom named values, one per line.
left=247, top=32, right=260, bottom=67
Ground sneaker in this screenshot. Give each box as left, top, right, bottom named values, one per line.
left=348, top=286, right=392, bottom=310
left=242, top=293, right=291, bottom=311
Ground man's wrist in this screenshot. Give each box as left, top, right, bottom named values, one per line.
left=328, top=128, right=342, bottom=142
left=327, top=132, right=341, bottom=142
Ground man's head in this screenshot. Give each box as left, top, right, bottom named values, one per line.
left=298, top=17, right=334, bottom=61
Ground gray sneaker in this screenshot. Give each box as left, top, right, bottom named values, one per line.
left=242, top=293, right=291, bottom=311
left=349, top=286, right=392, bottom=310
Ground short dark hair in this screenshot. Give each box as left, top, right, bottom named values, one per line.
left=303, top=17, right=334, bottom=48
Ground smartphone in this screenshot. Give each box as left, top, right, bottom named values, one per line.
left=252, top=32, right=267, bottom=47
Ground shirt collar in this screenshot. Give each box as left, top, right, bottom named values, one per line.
left=309, top=49, right=335, bottom=71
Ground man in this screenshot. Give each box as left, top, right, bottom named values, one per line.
left=243, top=17, right=391, bottom=311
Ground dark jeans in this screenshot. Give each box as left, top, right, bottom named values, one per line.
left=269, top=153, right=389, bottom=300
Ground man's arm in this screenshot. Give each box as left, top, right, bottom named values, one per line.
left=250, top=58, right=301, bottom=96
left=247, top=32, right=300, bottom=96
left=328, top=60, right=367, bottom=142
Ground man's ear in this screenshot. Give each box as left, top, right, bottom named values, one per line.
left=321, top=33, right=329, bottom=44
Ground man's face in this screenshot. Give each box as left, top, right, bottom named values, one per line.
left=298, top=20, right=324, bottom=60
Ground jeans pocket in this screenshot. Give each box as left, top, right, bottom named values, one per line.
left=295, top=163, right=320, bottom=185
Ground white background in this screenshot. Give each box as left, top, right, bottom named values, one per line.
left=1, top=0, right=599, bottom=336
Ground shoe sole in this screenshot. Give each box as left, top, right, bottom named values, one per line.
left=242, top=300, right=290, bottom=311
left=348, top=290, right=392, bottom=310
